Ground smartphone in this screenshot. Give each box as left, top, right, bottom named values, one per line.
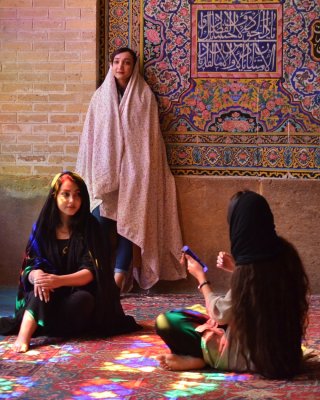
left=181, top=245, right=208, bottom=272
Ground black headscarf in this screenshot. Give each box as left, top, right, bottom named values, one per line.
left=229, top=191, right=282, bottom=265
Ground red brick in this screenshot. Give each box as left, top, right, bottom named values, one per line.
left=48, top=134, right=79, bottom=143
left=33, top=41, right=65, bottom=51
left=17, top=32, right=47, bottom=40
left=17, top=51, right=49, bottom=62
left=49, top=114, right=79, bottom=123
left=66, top=19, right=95, bottom=30
left=0, top=155, right=16, bottom=163
left=1, top=19, right=32, bottom=30
left=0, top=0, right=32, bottom=7
left=0, top=114, right=17, bottom=123
left=0, top=165, right=32, bottom=175
left=33, top=83, right=65, bottom=92
left=2, top=83, right=32, bottom=92
left=0, top=9, right=17, bottom=18
left=0, top=134, right=17, bottom=143
left=66, top=0, right=92, bottom=7
left=17, top=8, right=48, bottom=19
left=49, top=8, right=80, bottom=18
left=33, top=166, right=63, bottom=175
left=18, top=94, right=49, bottom=102
left=33, top=125, right=64, bottom=134
left=34, top=103, right=65, bottom=112
left=33, top=0, right=63, bottom=7
left=65, top=125, right=83, bottom=134
left=17, top=114, right=48, bottom=123
left=19, top=72, right=49, bottom=81
left=49, top=31, right=80, bottom=40
left=17, top=135, right=47, bottom=143
left=2, top=124, right=32, bottom=134
left=2, top=144, right=32, bottom=153
left=1, top=103, right=33, bottom=112
left=33, top=144, right=64, bottom=152
left=17, top=154, right=46, bottom=162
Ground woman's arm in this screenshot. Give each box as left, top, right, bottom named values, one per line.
left=182, top=253, right=233, bottom=323
left=33, top=269, right=94, bottom=291
left=181, top=254, right=214, bottom=311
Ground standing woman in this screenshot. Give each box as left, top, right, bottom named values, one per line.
left=156, top=190, right=310, bottom=379
left=0, top=172, right=139, bottom=352
left=76, top=47, right=186, bottom=291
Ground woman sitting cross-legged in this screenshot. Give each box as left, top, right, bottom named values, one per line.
left=0, top=171, right=140, bottom=353
left=155, top=190, right=310, bottom=379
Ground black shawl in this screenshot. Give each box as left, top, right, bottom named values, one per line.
left=0, top=215, right=140, bottom=336
left=229, top=191, right=283, bottom=265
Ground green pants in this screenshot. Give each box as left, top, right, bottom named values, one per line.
left=155, top=309, right=208, bottom=358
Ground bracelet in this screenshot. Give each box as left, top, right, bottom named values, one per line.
left=198, top=280, right=210, bottom=290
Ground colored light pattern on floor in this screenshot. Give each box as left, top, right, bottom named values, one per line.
left=1, top=292, right=319, bottom=399
left=0, top=337, right=253, bottom=399
left=0, top=377, right=35, bottom=399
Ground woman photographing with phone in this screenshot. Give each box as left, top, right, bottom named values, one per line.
left=156, top=190, right=309, bottom=379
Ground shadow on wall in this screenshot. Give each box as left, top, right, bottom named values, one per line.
left=0, top=176, right=48, bottom=286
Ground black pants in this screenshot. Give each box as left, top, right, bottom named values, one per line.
left=25, top=289, right=95, bottom=337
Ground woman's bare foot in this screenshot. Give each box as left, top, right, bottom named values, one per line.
left=156, top=353, right=206, bottom=371
left=13, top=340, right=29, bottom=353
left=13, top=310, right=37, bottom=353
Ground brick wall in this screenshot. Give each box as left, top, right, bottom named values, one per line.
left=0, top=0, right=96, bottom=176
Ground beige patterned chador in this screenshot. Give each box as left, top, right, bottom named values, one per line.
left=76, top=62, right=186, bottom=289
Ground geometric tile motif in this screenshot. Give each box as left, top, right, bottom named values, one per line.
left=166, top=140, right=320, bottom=178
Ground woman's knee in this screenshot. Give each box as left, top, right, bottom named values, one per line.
left=155, top=313, right=170, bottom=332
left=67, top=291, right=94, bottom=320
left=155, top=311, right=182, bottom=333
left=63, top=291, right=95, bottom=334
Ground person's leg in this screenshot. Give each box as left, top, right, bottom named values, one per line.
left=13, top=310, right=37, bottom=353
left=155, top=310, right=206, bottom=370
left=13, top=291, right=48, bottom=353
left=52, top=291, right=95, bottom=337
left=92, top=206, right=132, bottom=291
left=157, top=354, right=206, bottom=371
left=114, top=235, right=132, bottom=291
left=92, top=206, right=115, bottom=248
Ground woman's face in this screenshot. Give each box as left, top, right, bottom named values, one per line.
left=56, top=178, right=82, bottom=221
left=111, top=51, right=135, bottom=88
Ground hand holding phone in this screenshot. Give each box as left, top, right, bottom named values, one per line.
left=181, top=245, right=208, bottom=273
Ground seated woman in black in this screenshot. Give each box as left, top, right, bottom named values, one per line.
left=0, top=171, right=140, bottom=352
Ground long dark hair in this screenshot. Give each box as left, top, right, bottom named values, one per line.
left=228, top=191, right=309, bottom=379
left=27, top=171, right=90, bottom=255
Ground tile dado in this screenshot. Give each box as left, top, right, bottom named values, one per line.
left=164, top=132, right=320, bottom=177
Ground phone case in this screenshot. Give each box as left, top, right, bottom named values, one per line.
left=181, top=245, right=208, bottom=272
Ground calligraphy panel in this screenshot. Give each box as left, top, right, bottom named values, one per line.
left=310, top=19, right=320, bottom=61
left=191, top=4, right=283, bottom=78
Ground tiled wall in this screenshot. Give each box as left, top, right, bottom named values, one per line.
left=107, top=0, right=320, bottom=179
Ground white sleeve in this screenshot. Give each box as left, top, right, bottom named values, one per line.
left=206, top=289, right=232, bottom=324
